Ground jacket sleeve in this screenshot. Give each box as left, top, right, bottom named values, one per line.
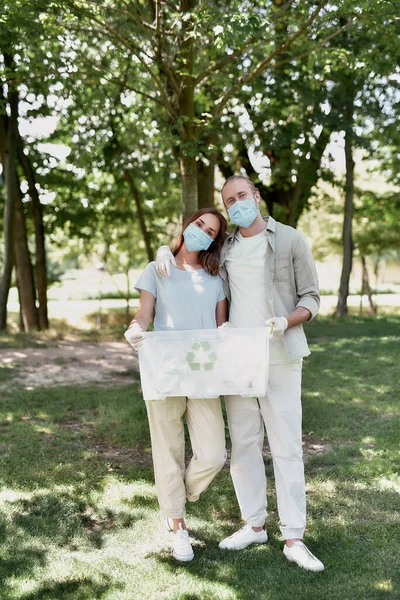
left=292, top=233, right=320, bottom=320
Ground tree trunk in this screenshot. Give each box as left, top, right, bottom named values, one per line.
left=180, top=151, right=198, bottom=220
left=335, top=92, right=355, bottom=317
left=13, top=176, right=40, bottom=331
left=0, top=54, right=18, bottom=330
left=360, top=255, right=377, bottom=315
left=287, top=182, right=303, bottom=228
left=107, top=125, right=154, bottom=263
left=197, top=157, right=215, bottom=209
left=125, top=267, right=131, bottom=328
left=17, top=136, right=49, bottom=329
left=178, top=8, right=197, bottom=221
left=123, top=171, right=154, bottom=262
left=16, top=276, right=24, bottom=332
left=197, top=133, right=217, bottom=208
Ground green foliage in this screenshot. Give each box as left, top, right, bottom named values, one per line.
left=353, top=190, right=400, bottom=256
left=1, top=0, right=399, bottom=273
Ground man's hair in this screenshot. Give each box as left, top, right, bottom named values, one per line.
left=221, top=175, right=259, bottom=198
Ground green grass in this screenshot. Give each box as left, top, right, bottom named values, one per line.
left=0, top=324, right=126, bottom=349
left=0, top=317, right=399, bottom=599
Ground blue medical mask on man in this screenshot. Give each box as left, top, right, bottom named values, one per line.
left=228, top=196, right=259, bottom=228
left=183, top=223, right=213, bottom=252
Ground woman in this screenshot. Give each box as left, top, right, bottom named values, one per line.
left=125, top=208, right=228, bottom=562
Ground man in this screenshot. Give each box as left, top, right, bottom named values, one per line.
left=156, top=175, right=324, bottom=571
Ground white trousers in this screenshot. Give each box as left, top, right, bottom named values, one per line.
left=225, top=361, right=306, bottom=539
left=146, top=396, right=226, bottom=519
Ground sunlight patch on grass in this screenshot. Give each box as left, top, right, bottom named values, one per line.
left=92, top=478, right=157, bottom=512
left=307, top=479, right=337, bottom=494
left=0, top=489, right=34, bottom=503
left=375, top=476, right=400, bottom=493
left=375, top=579, right=393, bottom=591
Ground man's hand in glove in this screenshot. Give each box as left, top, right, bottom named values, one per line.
left=155, top=245, right=176, bottom=278
left=265, top=317, right=288, bottom=339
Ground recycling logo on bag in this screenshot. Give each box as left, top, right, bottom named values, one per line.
left=186, top=341, right=217, bottom=371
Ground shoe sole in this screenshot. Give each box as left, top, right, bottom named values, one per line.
left=219, top=538, right=268, bottom=550
left=172, top=550, right=194, bottom=562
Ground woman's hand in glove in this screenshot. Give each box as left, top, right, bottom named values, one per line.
left=124, top=322, right=145, bottom=351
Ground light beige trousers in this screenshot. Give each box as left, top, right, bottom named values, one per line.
left=225, top=361, right=306, bottom=540
left=145, top=396, right=226, bottom=519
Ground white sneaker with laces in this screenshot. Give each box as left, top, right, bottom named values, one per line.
left=283, top=541, right=325, bottom=571
left=219, top=523, right=268, bottom=550
left=172, top=524, right=194, bottom=562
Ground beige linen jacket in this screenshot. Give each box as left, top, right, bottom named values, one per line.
left=219, top=216, right=320, bottom=361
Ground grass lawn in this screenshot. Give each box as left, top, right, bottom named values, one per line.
left=0, top=316, right=399, bottom=600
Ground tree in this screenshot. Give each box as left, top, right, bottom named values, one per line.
left=0, top=54, right=18, bottom=329
left=59, top=0, right=341, bottom=219
left=333, top=6, right=400, bottom=315
left=218, top=2, right=400, bottom=230
left=354, top=190, right=400, bottom=313
left=0, top=0, right=67, bottom=330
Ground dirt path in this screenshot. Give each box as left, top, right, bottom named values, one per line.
left=0, top=339, right=138, bottom=388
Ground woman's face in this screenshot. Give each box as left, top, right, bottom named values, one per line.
left=191, top=213, right=221, bottom=241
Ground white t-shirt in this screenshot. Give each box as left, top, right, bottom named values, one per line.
left=225, top=229, right=289, bottom=365
left=135, top=262, right=225, bottom=331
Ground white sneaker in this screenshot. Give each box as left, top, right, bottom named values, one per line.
left=172, top=524, right=194, bottom=562
left=219, top=524, right=268, bottom=550
left=283, top=541, right=325, bottom=571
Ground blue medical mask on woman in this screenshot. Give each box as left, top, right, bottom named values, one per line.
left=183, top=223, right=213, bottom=252
left=228, top=198, right=259, bottom=228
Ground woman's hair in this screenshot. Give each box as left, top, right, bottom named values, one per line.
left=172, top=207, right=227, bottom=276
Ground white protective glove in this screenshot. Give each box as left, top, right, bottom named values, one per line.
left=218, top=321, right=232, bottom=330
left=217, top=321, right=232, bottom=335
left=265, top=316, right=288, bottom=340
left=124, top=322, right=145, bottom=351
left=155, top=245, right=176, bottom=278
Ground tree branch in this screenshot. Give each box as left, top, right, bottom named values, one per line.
left=211, top=1, right=328, bottom=118
left=271, top=0, right=297, bottom=21
left=194, top=0, right=296, bottom=86
left=271, top=17, right=356, bottom=70
left=75, top=0, right=158, bottom=32
left=66, top=1, right=179, bottom=121
left=153, top=0, right=181, bottom=96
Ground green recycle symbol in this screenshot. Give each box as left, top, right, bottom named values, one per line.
left=186, top=341, right=217, bottom=371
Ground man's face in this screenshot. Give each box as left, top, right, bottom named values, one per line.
left=222, top=179, right=260, bottom=210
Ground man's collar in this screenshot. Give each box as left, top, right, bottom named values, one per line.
left=226, top=215, right=276, bottom=241
left=264, top=215, right=276, bottom=232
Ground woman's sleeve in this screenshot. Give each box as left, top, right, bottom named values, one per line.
left=217, top=276, right=226, bottom=302
left=134, top=262, right=158, bottom=298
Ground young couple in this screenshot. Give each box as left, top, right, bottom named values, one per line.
left=125, top=175, right=324, bottom=572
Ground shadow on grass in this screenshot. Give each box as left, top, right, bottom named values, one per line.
left=0, top=381, right=156, bottom=595
left=305, top=314, right=400, bottom=341
left=146, top=496, right=399, bottom=600
left=19, top=577, right=118, bottom=600
left=0, top=316, right=398, bottom=599
left=0, top=543, right=47, bottom=584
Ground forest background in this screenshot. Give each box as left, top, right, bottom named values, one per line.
left=1, top=0, right=400, bottom=330
left=1, top=3, right=400, bottom=599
